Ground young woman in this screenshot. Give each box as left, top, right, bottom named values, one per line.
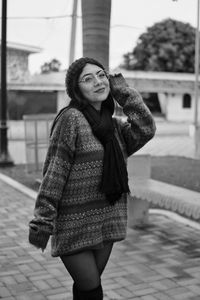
left=29, top=57, right=156, bottom=299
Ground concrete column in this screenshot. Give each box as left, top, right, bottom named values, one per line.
left=56, top=91, right=70, bottom=112
left=158, top=93, right=168, bottom=116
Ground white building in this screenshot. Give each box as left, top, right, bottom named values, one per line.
left=119, top=70, right=199, bottom=123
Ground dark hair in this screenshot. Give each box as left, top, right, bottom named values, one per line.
left=65, top=57, right=115, bottom=113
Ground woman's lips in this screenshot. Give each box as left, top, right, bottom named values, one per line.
left=95, top=88, right=105, bottom=93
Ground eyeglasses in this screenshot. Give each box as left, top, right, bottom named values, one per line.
left=79, top=70, right=108, bottom=85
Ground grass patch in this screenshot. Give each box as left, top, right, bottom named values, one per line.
left=151, top=156, right=200, bottom=193
left=0, top=156, right=200, bottom=193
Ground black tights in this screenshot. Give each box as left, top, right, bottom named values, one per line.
left=60, top=243, right=113, bottom=291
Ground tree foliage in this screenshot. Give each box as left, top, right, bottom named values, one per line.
left=40, top=58, right=61, bottom=74
left=122, top=18, right=195, bottom=73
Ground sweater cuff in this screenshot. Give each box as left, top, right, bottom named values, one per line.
left=29, top=225, right=50, bottom=251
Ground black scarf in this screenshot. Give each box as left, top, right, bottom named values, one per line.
left=81, top=104, right=130, bottom=204
left=51, top=104, right=130, bottom=205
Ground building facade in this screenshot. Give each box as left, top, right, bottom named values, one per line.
left=121, top=70, right=200, bottom=123
left=0, top=41, right=41, bottom=82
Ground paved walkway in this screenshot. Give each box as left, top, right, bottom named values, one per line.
left=1, top=177, right=200, bottom=300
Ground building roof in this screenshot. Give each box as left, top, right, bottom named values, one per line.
left=0, top=40, right=42, bottom=54
left=7, top=69, right=199, bottom=94
left=8, top=71, right=66, bottom=91
left=113, top=68, right=197, bottom=82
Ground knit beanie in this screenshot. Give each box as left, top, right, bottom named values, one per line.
left=65, top=57, right=115, bottom=113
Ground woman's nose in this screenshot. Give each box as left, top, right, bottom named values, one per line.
left=93, top=75, right=102, bottom=85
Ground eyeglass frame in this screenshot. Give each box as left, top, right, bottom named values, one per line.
left=78, top=70, right=109, bottom=85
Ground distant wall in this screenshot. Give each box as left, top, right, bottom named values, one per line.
left=6, top=90, right=57, bottom=120
left=158, top=93, right=200, bottom=122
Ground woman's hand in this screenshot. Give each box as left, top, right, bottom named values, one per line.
left=109, top=73, right=129, bottom=107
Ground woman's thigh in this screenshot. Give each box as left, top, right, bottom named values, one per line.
left=93, top=242, right=113, bottom=275
left=60, top=250, right=100, bottom=290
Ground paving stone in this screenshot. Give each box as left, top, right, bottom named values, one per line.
left=116, top=287, right=134, bottom=298
left=0, top=286, right=12, bottom=297
left=47, top=293, right=71, bottom=300
left=15, top=292, right=46, bottom=300
left=14, top=274, right=27, bottom=283
left=133, top=287, right=157, bottom=296
left=187, top=284, right=200, bottom=295
left=33, top=280, right=51, bottom=290
left=45, top=278, right=63, bottom=288
left=173, top=291, right=197, bottom=299
left=8, top=282, right=37, bottom=295
left=114, top=277, right=133, bottom=287
left=41, top=287, right=68, bottom=296
left=141, top=295, right=158, bottom=300
left=165, top=286, right=193, bottom=297
left=1, top=276, right=17, bottom=286
left=104, top=289, right=122, bottom=299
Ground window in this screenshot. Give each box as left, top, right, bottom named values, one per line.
left=182, top=94, right=191, bottom=108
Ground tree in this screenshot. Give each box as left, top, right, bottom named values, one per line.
left=40, top=58, right=61, bottom=74
left=81, top=0, right=111, bottom=70
left=122, top=18, right=195, bottom=73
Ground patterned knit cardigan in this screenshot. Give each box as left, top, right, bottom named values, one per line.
left=29, top=76, right=156, bottom=257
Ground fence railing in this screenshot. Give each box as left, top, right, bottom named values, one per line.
left=23, top=114, right=55, bottom=172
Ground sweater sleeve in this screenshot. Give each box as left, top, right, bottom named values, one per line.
left=110, top=73, right=156, bottom=156
left=29, top=110, right=77, bottom=251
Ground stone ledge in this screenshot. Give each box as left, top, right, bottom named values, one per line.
left=129, top=178, right=200, bottom=223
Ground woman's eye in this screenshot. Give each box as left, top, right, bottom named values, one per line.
left=84, top=76, right=93, bottom=83
left=99, top=73, right=106, bottom=78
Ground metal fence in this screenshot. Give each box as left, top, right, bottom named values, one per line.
left=23, top=114, right=55, bottom=172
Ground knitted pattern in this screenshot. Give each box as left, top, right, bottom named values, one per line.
left=29, top=79, right=156, bottom=257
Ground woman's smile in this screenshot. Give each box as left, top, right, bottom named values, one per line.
left=94, top=87, right=105, bottom=93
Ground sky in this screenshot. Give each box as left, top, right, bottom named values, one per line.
left=1, top=0, right=197, bottom=74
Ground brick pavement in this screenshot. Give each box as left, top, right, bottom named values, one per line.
left=1, top=179, right=200, bottom=299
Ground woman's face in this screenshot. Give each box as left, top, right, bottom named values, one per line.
left=78, top=63, right=110, bottom=110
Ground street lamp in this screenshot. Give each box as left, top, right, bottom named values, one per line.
left=194, top=0, right=200, bottom=158
left=0, top=0, right=14, bottom=166
left=69, top=0, right=78, bottom=65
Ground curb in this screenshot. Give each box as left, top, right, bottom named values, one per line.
left=0, top=172, right=37, bottom=200
left=150, top=209, right=200, bottom=231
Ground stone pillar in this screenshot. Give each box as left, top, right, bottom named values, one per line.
left=158, top=93, right=168, bottom=116
left=56, top=91, right=70, bottom=112
left=195, top=125, right=200, bottom=159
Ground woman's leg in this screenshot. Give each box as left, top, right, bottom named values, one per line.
left=60, top=250, right=101, bottom=291
left=93, top=242, right=113, bottom=275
